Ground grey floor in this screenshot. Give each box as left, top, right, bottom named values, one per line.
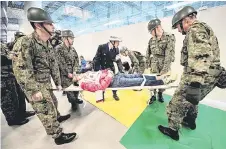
left=1, top=91, right=127, bottom=149
left=1, top=85, right=225, bottom=149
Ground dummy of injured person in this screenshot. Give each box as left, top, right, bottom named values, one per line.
left=72, top=69, right=176, bottom=102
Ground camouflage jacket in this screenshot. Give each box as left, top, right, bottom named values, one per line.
left=127, top=50, right=145, bottom=73
left=181, top=20, right=221, bottom=85
left=1, top=43, right=14, bottom=78
left=12, top=32, right=61, bottom=97
left=55, top=43, right=79, bottom=76
left=146, top=32, right=175, bottom=73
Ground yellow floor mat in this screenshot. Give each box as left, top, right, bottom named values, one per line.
left=83, top=89, right=149, bottom=128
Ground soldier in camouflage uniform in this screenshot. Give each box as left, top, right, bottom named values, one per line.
left=7, top=31, right=26, bottom=50
left=49, top=30, right=66, bottom=96
left=146, top=18, right=176, bottom=104
left=55, top=30, right=83, bottom=110
left=50, top=30, right=62, bottom=48
left=12, top=7, right=77, bottom=145
left=1, top=42, right=35, bottom=126
left=158, top=6, right=224, bottom=141
left=120, top=46, right=146, bottom=74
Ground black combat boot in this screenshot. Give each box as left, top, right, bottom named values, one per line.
left=8, top=119, right=29, bottom=126
left=57, top=114, right=71, bottom=123
left=71, top=102, right=78, bottom=111
left=24, top=111, right=35, bottom=118
left=113, top=94, right=120, bottom=101
left=158, top=92, right=164, bottom=103
left=158, top=125, right=179, bottom=141
left=62, top=91, right=66, bottom=96
left=182, top=117, right=196, bottom=130
left=54, top=132, right=78, bottom=145
left=75, top=99, right=83, bottom=104
left=148, top=95, right=156, bottom=105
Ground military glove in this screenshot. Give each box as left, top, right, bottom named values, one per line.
left=185, top=82, right=201, bottom=105
left=73, top=82, right=79, bottom=86
left=215, top=67, right=226, bottom=89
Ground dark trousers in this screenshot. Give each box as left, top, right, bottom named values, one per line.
left=1, top=78, right=26, bottom=122
left=110, top=74, right=164, bottom=87
left=66, top=91, right=79, bottom=103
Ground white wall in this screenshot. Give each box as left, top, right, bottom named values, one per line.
left=73, top=6, right=226, bottom=102
left=19, top=1, right=42, bottom=34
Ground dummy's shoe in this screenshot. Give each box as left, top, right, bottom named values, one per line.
left=148, top=95, right=156, bottom=105
left=57, top=114, right=71, bottom=123
left=54, top=132, right=78, bottom=145
left=113, top=94, right=120, bottom=101
left=96, top=99, right=104, bottom=103
left=158, top=92, right=164, bottom=103
left=24, top=111, right=35, bottom=118
left=158, top=125, right=179, bottom=141
left=133, top=89, right=142, bottom=91
left=8, top=118, right=29, bottom=126
left=182, top=118, right=196, bottom=130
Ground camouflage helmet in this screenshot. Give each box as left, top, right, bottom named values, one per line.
left=27, top=7, right=53, bottom=23
left=148, top=19, right=161, bottom=32
left=14, top=31, right=25, bottom=38
left=61, top=30, right=75, bottom=38
left=120, top=46, right=128, bottom=53
left=172, top=6, right=197, bottom=29
left=55, top=30, right=61, bottom=35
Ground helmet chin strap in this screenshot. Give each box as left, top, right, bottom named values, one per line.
left=66, top=37, right=70, bottom=46
left=40, top=23, right=53, bottom=36
left=179, top=22, right=186, bottom=35
left=154, top=28, right=157, bottom=38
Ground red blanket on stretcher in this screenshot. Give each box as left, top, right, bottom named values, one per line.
left=79, top=69, right=113, bottom=92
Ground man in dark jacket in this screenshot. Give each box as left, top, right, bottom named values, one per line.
left=93, top=36, right=124, bottom=101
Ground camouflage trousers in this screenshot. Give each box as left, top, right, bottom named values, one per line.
left=66, top=91, right=79, bottom=104
left=138, top=62, right=146, bottom=74
left=1, top=77, right=26, bottom=122
left=166, top=73, right=217, bottom=131
left=49, top=90, right=61, bottom=118
left=28, top=84, right=62, bottom=139
left=216, top=67, right=226, bottom=89
left=149, top=59, right=170, bottom=93
left=61, top=76, right=79, bottom=104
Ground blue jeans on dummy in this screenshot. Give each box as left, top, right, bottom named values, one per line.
left=109, top=74, right=164, bottom=88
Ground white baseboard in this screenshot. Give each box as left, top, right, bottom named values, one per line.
left=164, top=89, right=226, bottom=111
left=200, top=98, right=226, bottom=111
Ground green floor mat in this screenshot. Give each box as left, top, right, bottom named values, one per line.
left=120, top=95, right=226, bottom=149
